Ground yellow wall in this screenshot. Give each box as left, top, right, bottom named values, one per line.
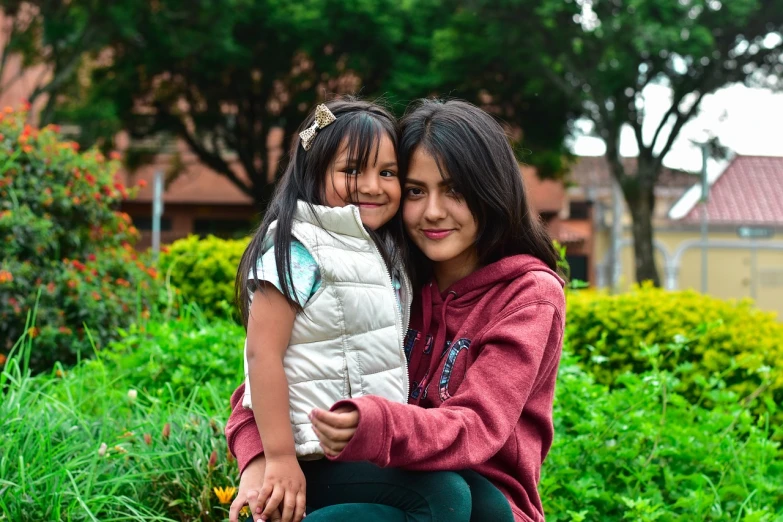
left=595, top=230, right=783, bottom=319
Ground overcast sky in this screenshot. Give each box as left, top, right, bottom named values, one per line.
left=568, top=83, right=783, bottom=174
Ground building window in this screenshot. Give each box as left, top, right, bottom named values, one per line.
left=565, top=254, right=589, bottom=283
left=193, top=219, right=254, bottom=239
left=569, top=201, right=591, bottom=220
left=132, top=216, right=172, bottom=231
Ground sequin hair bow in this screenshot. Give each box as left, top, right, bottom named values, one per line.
left=299, top=104, right=336, bottom=151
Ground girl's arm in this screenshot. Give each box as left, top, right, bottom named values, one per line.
left=246, top=284, right=306, bottom=521
left=314, top=300, right=564, bottom=471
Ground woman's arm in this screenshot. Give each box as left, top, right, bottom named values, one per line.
left=313, top=301, right=564, bottom=471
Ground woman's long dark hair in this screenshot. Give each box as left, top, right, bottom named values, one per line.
left=236, top=97, right=403, bottom=327
left=398, top=99, right=559, bottom=290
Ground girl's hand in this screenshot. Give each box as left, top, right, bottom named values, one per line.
left=310, top=405, right=359, bottom=457
left=229, top=455, right=283, bottom=522
left=258, top=454, right=307, bottom=522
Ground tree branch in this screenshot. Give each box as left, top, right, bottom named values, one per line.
left=653, top=90, right=706, bottom=174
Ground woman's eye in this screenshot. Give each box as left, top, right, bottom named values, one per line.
left=405, top=187, right=424, bottom=197
left=447, top=187, right=463, bottom=198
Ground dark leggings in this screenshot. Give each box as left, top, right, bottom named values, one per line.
left=300, top=460, right=514, bottom=522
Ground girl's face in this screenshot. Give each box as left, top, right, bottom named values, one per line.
left=403, top=148, right=479, bottom=272
left=323, top=134, right=400, bottom=230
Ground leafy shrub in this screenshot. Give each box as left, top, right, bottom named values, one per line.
left=159, top=235, right=249, bottom=321
left=0, top=107, right=160, bottom=371
left=566, top=284, right=783, bottom=423
left=97, top=305, right=245, bottom=404
left=543, top=343, right=783, bottom=521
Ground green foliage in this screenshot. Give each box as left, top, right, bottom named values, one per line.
left=543, top=345, right=783, bottom=521
left=566, top=284, right=783, bottom=424
left=0, top=332, right=239, bottom=521
left=0, top=108, right=160, bottom=371
left=97, top=305, right=245, bottom=405
left=2, top=317, right=781, bottom=520
left=158, top=235, right=249, bottom=321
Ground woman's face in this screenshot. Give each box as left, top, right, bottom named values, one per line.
left=402, top=148, right=479, bottom=271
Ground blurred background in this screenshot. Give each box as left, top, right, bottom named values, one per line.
left=1, top=0, right=782, bottom=312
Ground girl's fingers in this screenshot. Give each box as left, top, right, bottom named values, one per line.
left=261, top=485, right=284, bottom=521
left=280, top=489, right=297, bottom=522
left=294, top=491, right=307, bottom=522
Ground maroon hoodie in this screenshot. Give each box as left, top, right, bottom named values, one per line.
left=225, top=254, right=565, bottom=522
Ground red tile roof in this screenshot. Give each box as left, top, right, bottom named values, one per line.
left=682, top=155, right=783, bottom=226
left=570, top=156, right=696, bottom=189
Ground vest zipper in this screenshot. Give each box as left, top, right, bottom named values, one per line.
left=354, top=208, right=411, bottom=400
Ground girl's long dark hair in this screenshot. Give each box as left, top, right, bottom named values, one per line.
left=398, top=99, right=559, bottom=290
left=236, top=97, right=403, bottom=327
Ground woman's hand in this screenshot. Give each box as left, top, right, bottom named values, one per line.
left=310, top=405, right=359, bottom=457
left=258, top=454, right=307, bottom=522
left=229, top=455, right=282, bottom=522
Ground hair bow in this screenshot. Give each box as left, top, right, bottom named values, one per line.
left=299, top=104, right=336, bottom=151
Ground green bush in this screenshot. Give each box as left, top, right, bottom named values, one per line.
left=97, top=305, right=245, bottom=404
left=0, top=107, right=160, bottom=371
left=159, top=235, right=249, bottom=321
left=566, top=284, right=783, bottom=423
left=542, top=343, right=783, bottom=521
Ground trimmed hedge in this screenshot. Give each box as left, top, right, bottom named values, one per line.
left=158, top=235, right=249, bottom=321
left=566, top=283, right=783, bottom=424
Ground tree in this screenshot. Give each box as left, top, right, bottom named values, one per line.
left=435, top=0, right=783, bottom=285
left=60, top=0, right=428, bottom=207
left=0, top=0, right=122, bottom=125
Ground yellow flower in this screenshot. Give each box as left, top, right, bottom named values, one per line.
left=213, top=486, right=237, bottom=504
left=240, top=506, right=250, bottom=518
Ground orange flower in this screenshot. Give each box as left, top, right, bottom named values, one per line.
left=137, top=179, right=148, bottom=188
left=22, top=145, right=32, bottom=153
left=28, top=327, right=39, bottom=338
left=0, top=353, right=6, bottom=365
left=58, top=326, right=72, bottom=335
left=71, top=142, right=79, bottom=151
left=3, top=106, right=13, bottom=114
left=0, top=270, right=12, bottom=283
left=91, top=291, right=101, bottom=301
left=110, top=151, right=122, bottom=160
left=146, top=267, right=158, bottom=278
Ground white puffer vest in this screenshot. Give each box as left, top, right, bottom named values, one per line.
left=243, top=202, right=411, bottom=458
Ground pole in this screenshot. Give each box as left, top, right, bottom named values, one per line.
left=152, top=170, right=164, bottom=262
left=750, top=238, right=758, bottom=300
left=699, top=142, right=709, bottom=294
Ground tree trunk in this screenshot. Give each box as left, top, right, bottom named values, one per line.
left=624, top=182, right=661, bottom=286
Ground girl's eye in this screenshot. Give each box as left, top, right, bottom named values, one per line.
left=380, top=170, right=397, bottom=178
left=344, top=168, right=360, bottom=176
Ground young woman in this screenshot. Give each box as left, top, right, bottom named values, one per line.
left=228, top=99, right=566, bottom=522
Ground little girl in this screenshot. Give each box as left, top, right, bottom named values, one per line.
left=233, top=98, right=472, bottom=522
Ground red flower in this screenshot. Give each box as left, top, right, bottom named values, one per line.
left=87, top=254, right=96, bottom=262
left=91, top=291, right=101, bottom=301
left=85, top=174, right=96, bottom=185
left=72, top=260, right=86, bottom=271
left=110, top=151, right=122, bottom=161
left=137, top=179, right=148, bottom=188
left=58, top=326, right=72, bottom=335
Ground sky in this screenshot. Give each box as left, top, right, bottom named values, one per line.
left=568, top=83, right=783, bottom=174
